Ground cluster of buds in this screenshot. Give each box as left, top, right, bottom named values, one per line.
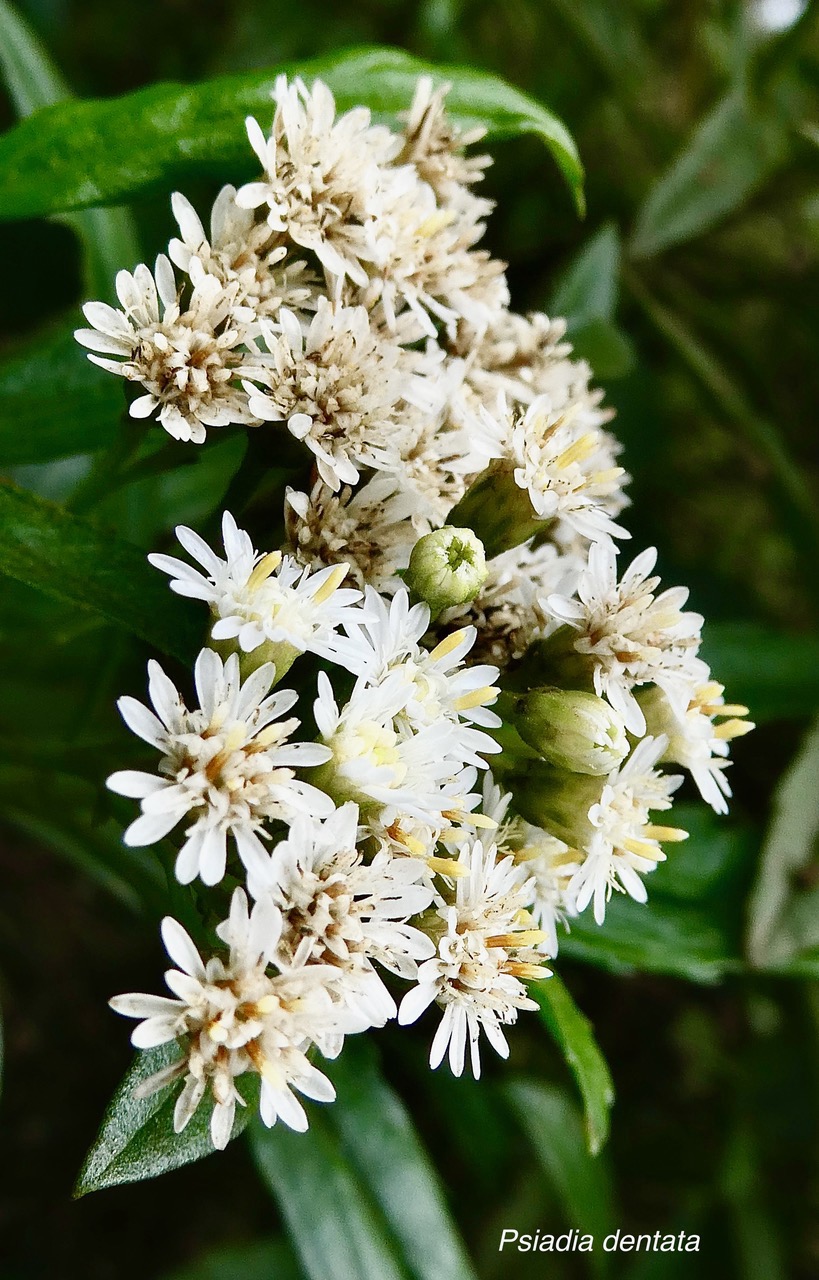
left=81, top=75, right=753, bottom=1150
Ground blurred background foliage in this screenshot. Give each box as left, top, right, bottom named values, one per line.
left=1, top=0, right=819, bottom=1277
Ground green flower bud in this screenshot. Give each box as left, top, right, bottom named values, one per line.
left=507, top=762, right=604, bottom=848
left=510, top=686, right=629, bottom=776
left=405, top=526, right=488, bottom=618
left=447, top=465, right=545, bottom=559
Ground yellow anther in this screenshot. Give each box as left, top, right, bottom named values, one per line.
left=312, top=563, right=347, bottom=605
left=505, top=961, right=550, bottom=979
left=247, top=550, right=283, bottom=591
left=427, top=855, right=469, bottom=878
left=623, top=837, right=666, bottom=860
left=428, top=628, right=469, bottom=662
left=454, top=685, right=499, bottom=712
left=718, top=704, right=750, bottom=718
left=714, top=719, right=755, bottom=740
left=468, top=812, right=498, bottom=830
left=644, top=825, right=689, bottom=842
left=486, top=929, right=547, bottom=948
left=553, top=432, right=597, bottom=470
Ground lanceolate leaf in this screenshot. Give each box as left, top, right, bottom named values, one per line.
left=631, top=92, right=788, bottom=257
left=0, top=319, right=121, bottom=465
left=0, top=46, right=583, bottom=223
left=0, top=0, right=139, bottom=297
left=0, top=482, right=200, bottom=661
left=327, top=1043, right=478, bottom=1280
left=747, top=717, right=819, bottom=972
left=505, top=1080, right=616, bottom=1253
left=250, top=1113, right=408, bottom=1280
left=531, top=976, right=614, bottom=1156
left=75, top=1043, right=260, bottom=1196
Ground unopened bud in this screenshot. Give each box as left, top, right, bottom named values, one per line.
left=405, top=526, right=487, bottom=618
left=510, top=687, right=629, bottom=776
left=507, top=763, right=604, bottom=848
left=447, top=465, right=543, bottom=559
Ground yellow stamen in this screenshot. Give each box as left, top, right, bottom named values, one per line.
left=312, top=563, right=347, bottom=605
left=505, top=962, right=550, bottom=979
left=247, top=550, right=282, bottom=591
left=623, top=837, right=666, bottom=860
left=427, top=855, right=469, bottom=878
left=467, top=812, right=498, bottom=830
left=714, top=719, right=755, bottom=740
left=644, top=825, right=689, bottom=842
left=454, top=685, right=500, bottom=712
left=486, top=930, right=547, bottom=948
left=428, top=628, right=469, bottom=662
left=399, top=833, right=428, bottom=857
left=718, top=704, right=749, bottom=717
left=553, top=432, right=597, bottom=470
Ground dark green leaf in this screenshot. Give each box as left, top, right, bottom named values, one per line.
left=505, top=1080, right=616, bottom=1252
left=0, top=0, right=138, bottom=297
left=162, top=1239, right=301, bottom=1280
left=531, top=976, right=614, bottom=1155
left=631, top=93, right=788, bottom=257
left=747, top=717, right=819, bottom=972
left=75, top=1043, right=259, bottom=1196
left=700, top=622, right=819, bottom=722
left=568, top=318, right=636, bottom=379
left=551, top=223, right=621, bottom=324
left=0, top=319, right=122, bottom=465
left=327, top=1042, right=478, bottom=1280
left=0, top=481, right=200, bottom=660
left=250, top=1112, right=407, bottom=1280
left=0, top=46, right=583, bottom=223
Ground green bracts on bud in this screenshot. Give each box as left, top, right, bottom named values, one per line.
left=510, top=686, right=629, bottom=776
left=447, top=465, right=545, bottom=559
left=405, top=526, right=488, bottom=618
left=508, top=762, right=604, bottom=848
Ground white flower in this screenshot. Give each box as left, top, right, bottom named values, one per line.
left=398, top=840, right=550, bottom=1078
left=507, top=822, right=580, bottom=957
left=546, top=540, right=709, bottom=735
left=149, top=511, right=363, bottom=661
left=243, top=301, right=425, bottom=490
left=507, top=395, right=629, bottom=541
left=450, top=310, right=574, bottom=411
left=285, top=475, right=423, bottom=594
left=75, top=256, right=257, bottom=442
left=398, top=76, right=491, bottom=201
left=249, top=804, right=435, bottom=1028
left=107, top=648, right=332, bottom=885
left=169, top=186, right=315, bottom=321
left=236, top=76, right=399, bottom=285
left=344, top=588, right=502, bottom=767
left=568, top=736, right=687, bottom=925
left=641, top=681, right=754, bottom=815
left=313, top=668, right=472, bottom=826
left=109, top=890, right=340, bottom=1148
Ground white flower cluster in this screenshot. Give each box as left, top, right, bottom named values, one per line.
left=86, top=75, right=753, bottom=1149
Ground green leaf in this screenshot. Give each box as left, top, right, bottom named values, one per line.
left=551, top=223, right=621, bottom=324
left=327, top=1042, right=478, bottom=1280
left=162, top=1240, right=301, bottom=1280
left=700, top=622, right=819, bottom=722
left=747, top=717, right=819, bottom=973
left=531, top=976, right=614, bottom=1156
left=0, top=319, right=122, bottom=465
left=567, top=318, right=636, bottom=380
left=0, top=46, right=583, bottom=224
left=0, top=0, right=139, bottom=297
left=0, top=481, right=200, bottom=661
left=505, top=1080, right=616, bottom=1251
left=250, top=1112, right=408, bottom=1280
left=75, top=1043, right=260, bottom=1196
left=631, top=93, right=788, bottom=257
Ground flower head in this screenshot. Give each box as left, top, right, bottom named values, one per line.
left=149, top=511, right=363, bottom=663
left=109, top=890, right=341, bottom=1148
left=546, top=540, right=708, bottom=735
left=75, top=256, right=256, bottom=442
left=398, top=840, right=550, bottom=1077
left=107, top=648, right=332, bottom=885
